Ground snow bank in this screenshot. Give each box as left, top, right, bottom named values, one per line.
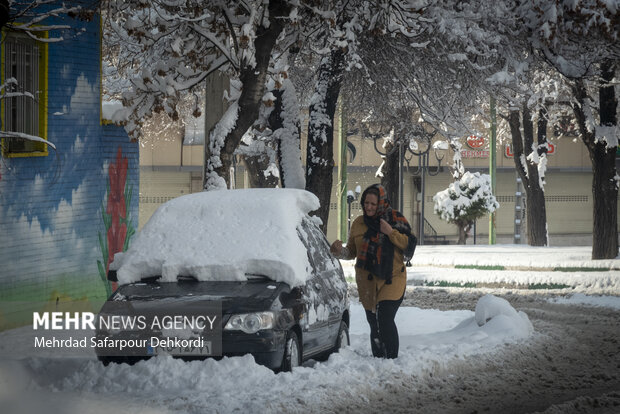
left=550, top=293, right=620, bottom=310
left=110, top=188, right=320, bottom=287
left=340, top=245, right=620, bottom=295
left=410, top=245, right=620, bottom=270
left=474, top=295, right=533, bottom=337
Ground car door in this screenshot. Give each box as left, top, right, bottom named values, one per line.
left=299, top=271, right=329, bottom=357
left=298, top=218, right=347, bottom=350
left=310, top=222, right=348, bottom=342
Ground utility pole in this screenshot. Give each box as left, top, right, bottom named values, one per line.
left=489, top=96, right=497, bottom=244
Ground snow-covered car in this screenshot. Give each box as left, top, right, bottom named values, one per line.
left=96, top=188, right=349, bottom=371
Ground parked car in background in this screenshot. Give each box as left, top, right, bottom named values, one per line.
left=97, top=189, right=349, bottom=371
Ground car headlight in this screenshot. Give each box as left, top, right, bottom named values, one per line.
left=224, top=311, right=275, bottom=334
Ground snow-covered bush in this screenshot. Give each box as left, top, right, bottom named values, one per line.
left=433, top=172, right=499, bottom=244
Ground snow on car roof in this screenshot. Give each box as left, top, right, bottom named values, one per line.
left=110, top=188, right=320, bottom=287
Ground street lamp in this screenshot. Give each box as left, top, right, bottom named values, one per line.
left=371, top=131, right=409, bottom=212
left=409, top=134, right=448, bottom=245
left=347, top=185, right=362, bottom=232
left=367, top=124, right=448, bottom=244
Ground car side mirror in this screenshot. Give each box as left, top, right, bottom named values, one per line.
left=107, top=269, right=118, bottom=282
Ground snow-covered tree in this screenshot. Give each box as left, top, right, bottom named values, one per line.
left=304, top=0, right=506, bottom=230
left=515, top=0, right=619, bottom=259
left=569, top=62, right=618, bottom=259
left=236, top=57, right=305, bottom=189
left=103, top=0, right=314, bottom=190
left=434, top=172, right=500, bottom=244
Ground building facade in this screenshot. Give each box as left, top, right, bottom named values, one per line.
left=0, top=2, right=139, bottom=330
left=139, top=106, right=616, bottom=247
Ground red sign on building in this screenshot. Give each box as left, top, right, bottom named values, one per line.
left=466, top=135, right=485, bottom=149
left=505, top=143, right=555, bottom=158
left=460, top=150, right=490, bottom=159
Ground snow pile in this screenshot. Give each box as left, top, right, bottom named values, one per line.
left=474, top=294, right=533, bottom=335
left=110, top=188, right=320, bottom=287
left=393, top=295, right=533, bottom=357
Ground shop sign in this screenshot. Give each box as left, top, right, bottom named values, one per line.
left=505, top=143, right=556, bottom=158
left=460, top=135, right=489, bottom=158
left=466, top=135, right=486, bottom=149
left=461, top=150, right=490, bottom=158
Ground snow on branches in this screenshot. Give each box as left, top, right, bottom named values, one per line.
left=3, top=0, right=84, bottom=41
left=433, top=172, right=499, bottom=243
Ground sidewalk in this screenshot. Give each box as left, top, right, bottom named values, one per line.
left=410, top=245, right=620, bottom=270
left=339, top=245, right=620, bottom=295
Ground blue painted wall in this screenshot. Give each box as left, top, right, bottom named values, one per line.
left=0, top=4, right=138, bottom=329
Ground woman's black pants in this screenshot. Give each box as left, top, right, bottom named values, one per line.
left=365, top=295, right=404, bottom=359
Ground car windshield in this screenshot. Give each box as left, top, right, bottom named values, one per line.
left=113, top=278, right=285, bottom=301
left=135, top=273, right=271, bottom=284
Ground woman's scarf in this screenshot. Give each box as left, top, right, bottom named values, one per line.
left=356, top=184, right=416, bottom=284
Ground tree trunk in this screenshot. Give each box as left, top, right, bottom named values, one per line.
left=537, top=104, right=549, bottom=161
left=508, top=106, right=548, bottom=246
left=243, top=155, right=280, bottom=188
left=305, top=48, right=345, bottom=233
left=457, top=223, right=467, bottom=245
left=571, top=63, right=618, bottom=259
left=270, top=85, right=304, bottom=189
left=380, top=141, right=400, bottom=208
left=204, top=0, right=289, bottom=190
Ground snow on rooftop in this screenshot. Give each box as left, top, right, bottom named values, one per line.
left=110, top=188, right=320, bottom=286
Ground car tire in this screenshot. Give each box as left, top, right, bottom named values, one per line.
left=335, top=320, right=350, bottom=351
left=281, top=331, right=301, bottom=372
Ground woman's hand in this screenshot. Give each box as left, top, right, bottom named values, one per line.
left=330, top=240, right=343, bottom=255
left=380, top=219, right=393, bottom=235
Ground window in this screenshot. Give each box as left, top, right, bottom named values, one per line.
left=298, top=217, right=340, bottom=275
left=1, top=31, right=48, bottom=157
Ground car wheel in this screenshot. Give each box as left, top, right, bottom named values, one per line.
left=336, top=320, right=350, bottom=350
left=281, top=331, right=301, bottom=372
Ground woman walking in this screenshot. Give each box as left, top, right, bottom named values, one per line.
left=330, top=184, right=415, bottom=359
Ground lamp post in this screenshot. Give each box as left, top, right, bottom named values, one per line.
left=347, top=185, right=362, bottom=232
left=369, top=124, right=447, bottom=245
left=409, top=139, right=448, bottom=245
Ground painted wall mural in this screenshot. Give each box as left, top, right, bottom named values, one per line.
left=98, top=147, right=136, bottom=296
left=0, top=11, right=138, bottom=330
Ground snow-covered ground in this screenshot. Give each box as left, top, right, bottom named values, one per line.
left=1, top=245, right=619, bottom=414
left=342, top=245, right=620, bottom=295
left=411, top=245, right=620, bottom=270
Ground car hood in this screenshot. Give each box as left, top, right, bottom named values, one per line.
left=107, top=280, right=292, bottom=315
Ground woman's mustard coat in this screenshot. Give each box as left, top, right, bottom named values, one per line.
left=343, top=215, right=408, bottom=311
